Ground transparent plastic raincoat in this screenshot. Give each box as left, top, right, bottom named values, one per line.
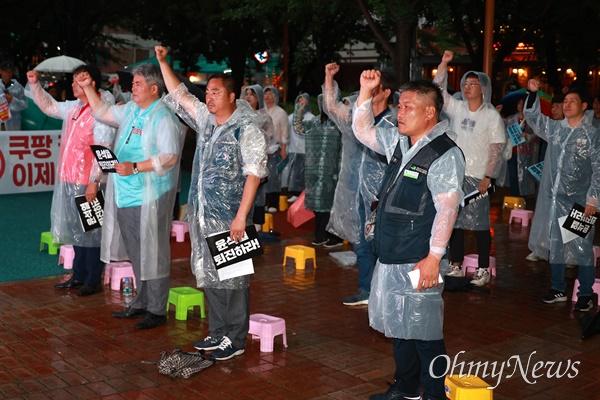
left=353, top=99, right=465, bottom=340
left=28, top=81, right=116, bottom=246
left=94, top=99, right=184, bottom=280
left=525, top=95, right=600, bottom=264
left=240, top=85, right=275, bottom=206
left=285, top=94, right=313, bottom=192
left=293, top=95, right=341, bottom=212
left=496, top=112, right=539, bottom=196
left=322, top=81, right=394, bottom=243
left=165, top=83, right=268, bottom=289
left=0, top=78, right=27, bottom=130
left=434, top=70, right=506, bottom=230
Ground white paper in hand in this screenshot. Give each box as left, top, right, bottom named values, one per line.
left=408, top=269, right=444, bottom=290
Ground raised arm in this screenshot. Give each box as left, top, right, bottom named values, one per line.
left=26, top=70, right=63, bottom=119
left=155, top=46, right=182, bottom=94
left=77, top=72, right=118, bottom=126
left=321, top=63, right=352, bottom=131
left=351, top=70, right=383, bottom=154
left=432, top=50, right=454, bottom=110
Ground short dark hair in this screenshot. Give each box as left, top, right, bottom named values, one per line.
left=565, top=87, right=591, bottom=108
left=379, top=70, right=397, bottom=99
left=73, top=64, right=101, bottom=90
left=208, top=73, right=235, bottom=95
left=551, top=94, right=564, bottom=104
left=465, top=71, right=479, bottom=81
left=399, top=80, right=444, bottom=116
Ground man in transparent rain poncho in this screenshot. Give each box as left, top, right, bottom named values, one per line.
left=525, top=79, right=600, bottom=312
left=156, top=46, right=267, bottom=361
left=434, top=50, right=507, bottom=286
left=78, top=64, right=184, bottom=330
left=26, top=65, right=116, bottom=296
left=322, top=62, right=397, bottom=305
left=353, top=72, right=464, bottom=400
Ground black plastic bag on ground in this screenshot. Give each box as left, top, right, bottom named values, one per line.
left=443, top=276, right=491, bottom=293
left=157, top=348, right=214, bottom=378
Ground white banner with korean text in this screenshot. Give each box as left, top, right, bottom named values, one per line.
left=0, top=130, right=61, bottom=194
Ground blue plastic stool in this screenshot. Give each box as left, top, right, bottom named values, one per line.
left=167, top=287, right=206, bottom=320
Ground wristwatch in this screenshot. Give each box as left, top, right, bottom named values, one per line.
left=132, top=162, right=139, bottom=175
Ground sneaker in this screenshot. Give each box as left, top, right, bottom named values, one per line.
left=324, top=239, right=343, bottom=248
left=266, top=207, right=278, bottom=213
left=574, top=296, right=594, bottom=312
left=526, top=252, right=543, bottom=262
left=210, top=336, right=245, bottom=361
left=193, top=336, right=223, bottom=351
left=541, top=289, right=567, bottom=304
left=311, top=239, right=327, bottom=246
left=342, top=289, right=369, bottom=306
left=287, top=195, right=298, bottom=203
left=446, top=264, right=464, bottom=277
left=470, top=268, right=490, bottom=286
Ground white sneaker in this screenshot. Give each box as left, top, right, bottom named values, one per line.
left=470, top=268, right=490, bottom=286
left=287, top=195, right=298, bottom=203
left=526, top=252, right=542, bottom=262
left=446, top=265, right=464, bottom=277
left=266, top=207, right=278, bottom=213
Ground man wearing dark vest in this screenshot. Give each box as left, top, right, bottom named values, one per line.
left=353, top=72, right=465, bottom=400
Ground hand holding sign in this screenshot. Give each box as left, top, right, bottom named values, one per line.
left=90, top=145, right=119, bottom=172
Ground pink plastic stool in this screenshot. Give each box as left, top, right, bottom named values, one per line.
left=248, top=313, right=288, bottom=353
left=58, top=245, right=75, bottom=270
left=508, top=209, right=534, bottom=227
left=462, top=254, right=497, bottom=277
left=171, top=221, right=189, bottom=242
left=104, top=261, right=137, bottom=291
left=571, top=278, right=600, bottom=302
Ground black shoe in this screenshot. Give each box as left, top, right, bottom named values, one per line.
left=370, top=381, right=419, bottom=400
left=134, top=312, right=167, bottom=330
left=574, top=296, right=594, bottom=312
left=54, top=277, right=84, bottom=289
left=76, top=284, right=102, bottom=296
left=112, top=307, right=146, bottom=319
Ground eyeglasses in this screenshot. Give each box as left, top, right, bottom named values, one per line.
left=463, top=82, right=480, bottom=88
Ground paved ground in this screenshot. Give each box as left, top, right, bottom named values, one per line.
left=1, top=194, right=600, bottom=399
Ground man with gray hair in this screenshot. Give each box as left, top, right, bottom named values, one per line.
left=78, top=64, right=184, bottom=330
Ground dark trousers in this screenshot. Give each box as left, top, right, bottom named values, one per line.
left=204, top=287, right=250, bottom=349
left=314, top=212, right=341, bottom=243
left=266, top=192, right=279, bottom=209
left=72, top=246, right=104, bottom=286
left=449, top=228, right=491, bottom=268
left=393, top=338, right=447, bottom=400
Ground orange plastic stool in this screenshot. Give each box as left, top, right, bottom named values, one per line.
left=283, top=245, right=316, bottom=270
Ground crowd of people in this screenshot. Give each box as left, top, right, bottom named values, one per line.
left=14, top=44, right=600, bottom=399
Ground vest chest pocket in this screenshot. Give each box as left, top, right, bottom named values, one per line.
left=390, top=172, right=427, bottom=213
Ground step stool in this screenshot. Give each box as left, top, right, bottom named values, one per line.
left=262, top=213, right=274, bottom=232
left=462, top=254, right=497, bottom=277
left=503, top=196, right=525, bottom=209
left=248, top=313, right=288, bottom=353
left=571, top=277, right=600, bottom=302
left=171, top=221, right=189, bottom=242
left=58, top=245, right=75, bottom=270
left=508, top=209, right=534, bottom=226
left=279, top=195, right=289, bottom=211
left=283, top=245, right=317, bottom=270
left=445, top=374, right=493, bottom=400
left=167, top=287, right=206, bottom=320
left=104, top=261, right=137, bottom=291
left=40, top=231, right=61, bottom=255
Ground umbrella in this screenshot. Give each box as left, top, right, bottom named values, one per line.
left=34, top=55, right=85, bottom=73
left=500, top=88, right=552, bottom=118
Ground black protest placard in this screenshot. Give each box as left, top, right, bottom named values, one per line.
left=90, top=145, right=119, bottom=173
left=562, top=203, right=597, bottom=239
left=206, top=226, right=263, bottom=270
left=463, top=184, right=495, bottom=207
left=75, top=191, right=105, bottom=232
